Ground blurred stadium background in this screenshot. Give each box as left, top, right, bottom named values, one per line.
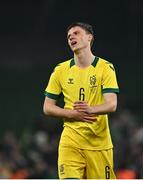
left=0, top=0, right=143, bottom=178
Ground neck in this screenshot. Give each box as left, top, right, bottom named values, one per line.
left=74, top=48, right=95, bottom=68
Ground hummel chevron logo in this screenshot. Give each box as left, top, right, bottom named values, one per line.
left=68, top=78, right=74, bottom=84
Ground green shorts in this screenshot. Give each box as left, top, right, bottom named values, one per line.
left=58, top=145, right=116, bottom=179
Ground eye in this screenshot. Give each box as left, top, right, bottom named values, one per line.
left=74, top=31, right=79, bottom=35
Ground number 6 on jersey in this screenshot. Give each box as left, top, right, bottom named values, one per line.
left=79, top=88, right=85, bottom=101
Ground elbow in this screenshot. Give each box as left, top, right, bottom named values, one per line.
left=111, top=106, right=117, bottom=112
left=43, top=104, right=50, bottom=116
left=43, top=97, right=56, bottom=116
left=110, top=102, right=117, bottom=112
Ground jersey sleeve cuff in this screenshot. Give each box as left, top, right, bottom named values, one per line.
left=44, top=91, right=61, bottom=100
left=102, top=88, right=119, bottom=94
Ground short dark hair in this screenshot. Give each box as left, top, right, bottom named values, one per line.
left=67, top=22, right=94, bottom=46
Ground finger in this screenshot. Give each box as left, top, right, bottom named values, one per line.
left=74, top=101, right=87, bottom=105
left=83, top=116, right=97, bottom=121
left=73, top=106, right=83, bottom=110
left=73, top=106, right=85, bottom=111
left=74, top=105, right=87, bottom=109
left=82, top=118, right=96, bottom=123
left=74, top=104, right=87, bottom=109
left=76, top=109, right=86, bottom=113
left=79, top=117, right=94, bottom=123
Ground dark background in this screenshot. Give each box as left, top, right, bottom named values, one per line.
left=0, top=0, right=143, bottom=135
left=0, top=0, right=143, bottom=178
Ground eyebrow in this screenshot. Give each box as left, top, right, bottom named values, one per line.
left=67, top=30, right=79, bottom=39
left=67, top=34, right=71, bottom=39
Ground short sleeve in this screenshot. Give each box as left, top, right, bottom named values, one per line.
left=102, top=62, right=119, bottom=94
left=44, top=65, right=62, bottom=100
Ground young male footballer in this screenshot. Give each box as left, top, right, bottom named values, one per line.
left=43, top=22, right=119, bottom=179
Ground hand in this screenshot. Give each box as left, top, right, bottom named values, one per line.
left=73, top=101, right=93, bottom=114
left=68, top=109, right=97, bottom=123
left=66, top=101, right=97, bottom=123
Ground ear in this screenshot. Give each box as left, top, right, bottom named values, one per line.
left=88, top=34, right=93, bottom=42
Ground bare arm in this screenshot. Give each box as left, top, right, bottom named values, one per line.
left=43, top=96, right=97, bottom=122
left=43, top=96, right=71, bottom=118
left=74, top=93, right=117, bottom=115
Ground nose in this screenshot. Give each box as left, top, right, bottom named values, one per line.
left=69, top=36, right=74, bottom=41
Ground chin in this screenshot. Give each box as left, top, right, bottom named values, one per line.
left=72, top=47, right=81, bottom=53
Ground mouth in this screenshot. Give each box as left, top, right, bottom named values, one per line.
left=71, top=41, right=77, bottom=46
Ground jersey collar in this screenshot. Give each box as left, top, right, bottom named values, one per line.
left=70, top=56, right=99, bottom=68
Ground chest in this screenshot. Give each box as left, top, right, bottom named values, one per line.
left=61, top=67, right=102, bottom=90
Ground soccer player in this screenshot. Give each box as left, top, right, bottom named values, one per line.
left=43, top=22, right=119, bottom=179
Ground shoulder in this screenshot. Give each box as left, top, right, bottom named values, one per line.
left=98, top=57, right=113, bottom=65
left=53, top=59, right=72, bottom=73
left=98, top=57, right=115, bottom=71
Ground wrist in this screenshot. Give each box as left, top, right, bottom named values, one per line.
left=88, top=106, right=93, bottom=114
left=89, top=106, right=96, bottom=114
left=64, top=109, right=74, bottom=119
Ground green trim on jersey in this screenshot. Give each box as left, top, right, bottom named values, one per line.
left=70, top=56, right=99, bottom=68
left=92, top=56, right=99, bottom=67
left=102, top=88, right=119, bottom=94
left=44, top=91, right=60, bottom=100
left=70, top=58, right=75, bottom=68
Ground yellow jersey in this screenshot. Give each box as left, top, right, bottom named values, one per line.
left=45, top=57, right=119, bottom=150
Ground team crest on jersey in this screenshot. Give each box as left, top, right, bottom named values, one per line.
left=90, top=75, right=96, bottom=86
left=90, top=75, right=97, bottom=93
left=68, top=78, right=74, bottom=84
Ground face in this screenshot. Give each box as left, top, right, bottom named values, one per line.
left=67, top=26, right=92, bottom=52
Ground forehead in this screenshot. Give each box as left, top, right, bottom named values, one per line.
left=67, top=26, right=86, bottom=35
